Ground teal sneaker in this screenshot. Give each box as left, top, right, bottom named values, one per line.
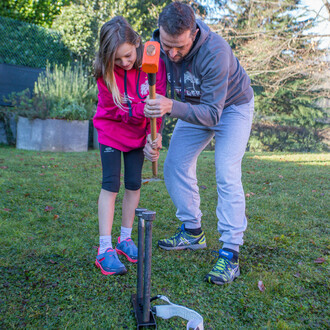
left=95, top=248, right=127, bottom=276
left=205, top=249, right=240, bottom=285
left=158, top=224, right=206, bottom=251
left=115, top=237, right=138, bottom=263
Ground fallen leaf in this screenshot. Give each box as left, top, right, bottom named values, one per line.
left=53, top=214, right=59, bottom=220
left=246, top=193, right=250, bottom=197
left=278, top=175, right=283, bottom=178
left=200, top=185, right=207, bottom=189
left=45, top=206, right=54, bottom=212
left=0, top=166, right=8, bottom=169
left=49, top=260, right=55, bottom=264
left=293, top=272, right=300, bottom=278
left=312, top=190, right=316, bottom=192
left=314, top=257, right=325, bottom=264
left=3, top=208, right=12, bottom=212
left=258, top=280, right=265, bottom=292
left=143, top=180, right=149, bottom=185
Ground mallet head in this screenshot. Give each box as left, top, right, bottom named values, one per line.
left=142, top=41, right=160, bottom=74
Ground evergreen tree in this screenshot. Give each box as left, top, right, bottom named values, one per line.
left=211, top=0, right=329, bottom=151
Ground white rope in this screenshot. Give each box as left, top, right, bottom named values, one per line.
left=152, top=295, right=204, bottom=330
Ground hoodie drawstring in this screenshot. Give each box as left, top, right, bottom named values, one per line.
left=180, top=60, right=186, bottom=102
left=124, top=69, right=147, bottom=117
left=124, top=70, right=132, bottom=117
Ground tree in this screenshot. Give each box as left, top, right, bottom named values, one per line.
left=52, top=0, right=171, bottom=66
left=210, top=0, right=329, bottom=151
left=0, top=0, right=70, bottom=27
left=322, top=0, right=330, bottom=17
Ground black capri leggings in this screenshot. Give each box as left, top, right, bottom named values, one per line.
left=100, top=144, right=144, bottom=193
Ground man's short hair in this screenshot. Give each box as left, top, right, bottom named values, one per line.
left=158, top=2, right=196, bottom=36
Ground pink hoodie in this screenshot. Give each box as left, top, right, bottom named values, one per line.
left=93, top=59, right=167, bottom=152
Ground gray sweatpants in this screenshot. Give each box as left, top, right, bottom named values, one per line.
left=164, top=97, right=254, bottom=252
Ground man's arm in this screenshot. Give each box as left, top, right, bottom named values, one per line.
left=145, top=46, right=231, bottom=126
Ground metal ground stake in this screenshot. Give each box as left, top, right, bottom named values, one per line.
left=135, top=208, right=147, bottom=305
left=131, top=209, right=157, bottom=329
left=142, top=210, right=156, bottom=323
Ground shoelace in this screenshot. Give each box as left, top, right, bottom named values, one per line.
left=170, top=226, right=184, bottom=240
left=211, top=250, right=229, bottom=271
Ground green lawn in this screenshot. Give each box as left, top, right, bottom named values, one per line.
left=0, top=147, right=329, bottom=329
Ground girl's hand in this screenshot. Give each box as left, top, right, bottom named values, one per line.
left=147, top=133, right=162, bottom=150
left=144, top=94, right=173, bottom=118
left=143, top=140, right=159, bottom=162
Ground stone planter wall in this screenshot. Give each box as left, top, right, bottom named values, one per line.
left=17, top=116, right=89, bottom=152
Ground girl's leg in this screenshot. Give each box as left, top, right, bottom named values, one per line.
left=121, top=147, right=144, bottom=232
left=121, top=188, right=141, bottom=230
left=95, top=144, right=127, bottom=275
left=115, top=148, right=144, bottom=263
left=98, top=144, right=121, bottom=252
left=98, top=189, right=117, bottom=236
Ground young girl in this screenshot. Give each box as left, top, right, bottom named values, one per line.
left=93, top=16, right=166, bottom=275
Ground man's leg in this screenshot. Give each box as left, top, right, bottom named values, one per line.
left=164, top=119, right=214, bottom=228
left=213, top=98, right=254, bottom=251
left=159, top=120, right=213, bottom=250
left=205, top=98, right=254, bottom=285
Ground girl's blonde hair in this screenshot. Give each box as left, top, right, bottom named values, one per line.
left=94, top=16, right=143, bottom=109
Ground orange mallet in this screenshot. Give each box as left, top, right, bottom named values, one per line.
left=142, top=41, right=161, bottom=177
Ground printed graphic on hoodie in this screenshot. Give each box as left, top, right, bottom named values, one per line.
left=140, top=78, right=149, bottom=96
left=167, top=71, right=201, bottom=98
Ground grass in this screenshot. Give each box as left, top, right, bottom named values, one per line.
left=0, top=146, right=329, bottom=329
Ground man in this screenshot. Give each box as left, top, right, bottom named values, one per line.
left=144, top=2, right=254, bottom=285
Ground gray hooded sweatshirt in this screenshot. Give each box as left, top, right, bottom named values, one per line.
left=152, top=19, right=253, bottom=127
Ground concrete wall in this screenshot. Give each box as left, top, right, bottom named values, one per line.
left=16, top=117, right=89, bottom=152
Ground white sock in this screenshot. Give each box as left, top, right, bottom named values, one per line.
left=120, top=226, right=132, bottom=242
left=99, top=235, right=112, bottom=254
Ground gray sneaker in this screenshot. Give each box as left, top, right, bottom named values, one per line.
left=158, top=224, right=206, bottom=251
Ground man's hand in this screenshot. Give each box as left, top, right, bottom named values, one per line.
left=144, top=94, right=173, bottom=118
